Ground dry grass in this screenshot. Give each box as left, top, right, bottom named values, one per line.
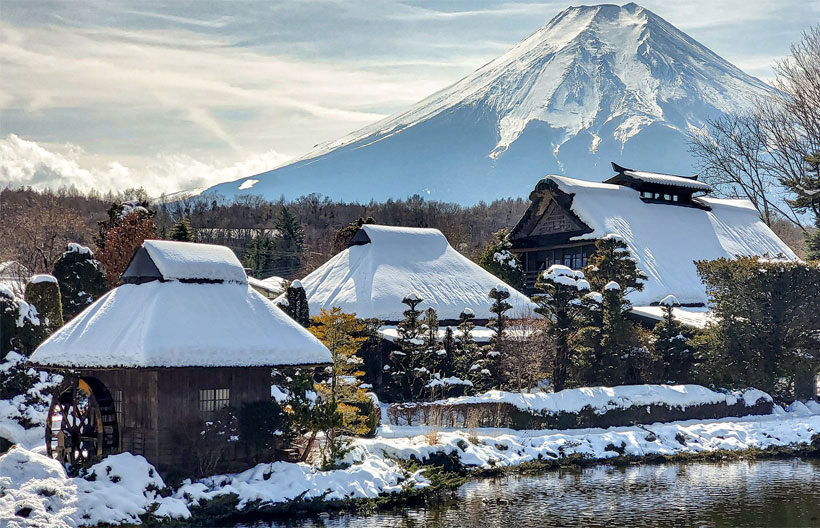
left=467, top=429, right=480, bottom=445
left=426, top=428, right=441, bottom=446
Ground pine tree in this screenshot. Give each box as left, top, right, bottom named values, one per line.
left=584, top=235, right=647, bottom=295
left=281, top=280, right=310, bottom=327
left=486, top=285, right=512, bottom=389
left=798, top=152, right=820, bottom=260
left=454, top=308, right=486, bottom=392
left=24, top=276, right=63, bottom=333
left=653, top=295, right=694, bottom=383
left=440, top=326, right=457, bottom=378
left=276, top=206, right=305, bottom=274
left=242, top=235, right=276, bottom=277
left=52, top=243, right=108, bottom=320
left=573, top=291, right=604, bottom=386
left=478, top=229, right=524, bottom=289
left=420, top=307, right=441, bottom=400
left=534, top=265, right=583, bottom=392
left=170, top=217, right=195, bottom=241
left=389, top=293, right=427, bottom=401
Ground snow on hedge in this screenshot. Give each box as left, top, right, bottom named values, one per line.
left=364, top=402, right=820, bottom=469
left=30, top=282, right=331, bottom=368
left=287, top=224, right=536, bottom=321
left=0, top=352, right=59, bottom=449
left=426, top=385, right=772, bottom=416
left=541, top=175, right=798, bottom=306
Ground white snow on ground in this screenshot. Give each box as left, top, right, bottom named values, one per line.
left=540, top=175, right=797, bottom=306
left=413, top=385, right=771, bottom=417
left=0, top=353, right=60, bottom=449
left=0, top=449, right=190, bottom=528
left=286, top=225, right=536, bottom=322
left=142, top=240, right=248, bottom=283
left=29, top=281, right=331, bottom=368
left=1, top=403, right=818, bottom=527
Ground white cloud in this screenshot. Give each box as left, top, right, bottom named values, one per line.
left=0, top=134, right=292, bottom=197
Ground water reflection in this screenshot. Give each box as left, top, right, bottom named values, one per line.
left=249, top=459, right=820, bottom=527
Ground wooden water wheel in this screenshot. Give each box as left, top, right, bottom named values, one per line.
left=46, top=376, right=119, bottom=470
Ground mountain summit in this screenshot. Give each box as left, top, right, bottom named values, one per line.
left=205, top=3, right=773, bottom=204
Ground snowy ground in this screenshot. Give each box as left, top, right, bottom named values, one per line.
left=2, top=401, right=818, bottom=527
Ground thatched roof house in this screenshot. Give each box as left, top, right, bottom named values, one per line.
left=30, top=240, right=330, bottom=474
left=286, top=225, right=535, bottom=324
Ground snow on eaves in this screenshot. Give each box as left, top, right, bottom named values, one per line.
left=544, top=175, right=798, bottom=306
left=285, top=225, right=536, bottom=321
left=29, top=281, right=331, bottom=368
left=142, top=240, right=247, bottom=284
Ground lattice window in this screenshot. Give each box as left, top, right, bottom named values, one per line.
left=113, top=389, right=123, bottom=426
left=199, top=388, right=230, bottom=418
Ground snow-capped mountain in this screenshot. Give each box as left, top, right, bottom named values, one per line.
left=204, top=2, right=774, bottom=204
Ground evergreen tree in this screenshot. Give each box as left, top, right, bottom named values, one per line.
left=24, top=275, right=63, bottom=333
left=170, top=217, right=195, bottom=242
left=440, top=326, right=457, bottom=378
left=798, top=153, right=820, bottom=260
left=534, top=265, right=583, bottom=392
left=281, top=280, right=310, bottom=327
left=332, top=217, right=376, bottom=253
left=275, top=206, right=305, bottom=274
left=454, top=308, right=486, bottom=392
left=486, top=285, right=512, bottom=389
left=52, top=243, right=108, bottom=320
left=389, top=293, right=428, bottom=401
left=598, top=281, right=630, bottom=385
left=653, top=295, right=694, bottom=383
left=584, top=234, right=647, bottom=295
left=573, top=291, right=605, bottom=386
left=242, top=235, right=276, bottom=277
left=478, top=229, right=524, bottom=289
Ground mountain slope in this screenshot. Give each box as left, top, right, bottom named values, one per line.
left=205, top=2, right=774, bottom=204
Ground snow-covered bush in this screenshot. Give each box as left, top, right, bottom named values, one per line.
left=478, top=229, right=524, bottom=289
left=51, top=243, right=108, bottom=320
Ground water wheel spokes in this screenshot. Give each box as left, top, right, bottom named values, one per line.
left=46, top=377, right=107, bottom=470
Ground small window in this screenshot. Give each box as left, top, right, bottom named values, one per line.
left=199, top=388, right=230, bottom=418
left=654, top=193, right=660, bottom=199
left=673, top=195, right=679, bottom=202
left=664, top=194, right=671, bottom=201
left=113, top=389, right=123, bottom=426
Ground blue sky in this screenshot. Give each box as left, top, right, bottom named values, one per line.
left=1, top=0, right=818, bottom=196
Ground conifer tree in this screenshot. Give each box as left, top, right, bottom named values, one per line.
left=653, top=295, right=694, bottom=383
left=276, top=205, right=305, bottom=274
left=573, top=290, right=604, bottom=386
left=389, top=293, right=428, bottom=401
left=52, top=243, right=108, bottom=320
left=584, top=234, right=647, bottom=295
left=281, top=280, right=310, bottom=328
left=534, top=265, right=582, bottom=392
left=478, top=229, right=524, bottom=289
left=170, top=217, right=195, bottom=242
left=486, top=284, right=512, bottom=389
left=440, top=325, right=457, bottom=378
left=454, top=308, right=487, bottom=392
left=24, top=275, right=63, bottom=333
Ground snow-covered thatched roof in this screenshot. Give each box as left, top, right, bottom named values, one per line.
left=286, top=225, right=536, bottom=322
left=30, top=241, right=331, bottom=368
left=533, top=175, right=798, bottom=306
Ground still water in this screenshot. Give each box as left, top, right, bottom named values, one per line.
left=254, top=458, right=820, bottom=527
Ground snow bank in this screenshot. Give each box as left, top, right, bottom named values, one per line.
left=364, top=405, right=820, bottom=469
left=0, top=448, right=189, bottom=528
left=429, top=385, right=771, bottom=416
left=176, top=457, right=430, bottom=511
left=287, top=224, right=536, bottom=321
left=30, top=281, right=331, bottom=368
left=0, top=353, right=60, bottom=449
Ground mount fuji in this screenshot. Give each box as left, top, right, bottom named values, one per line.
left=204, top=3, right=774, bottom=204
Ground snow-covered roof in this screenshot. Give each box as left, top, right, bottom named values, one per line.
left=541, top=175, right=798, bottom=306
left=629, top=305, right=714, bottom=329
left=286, top=224, right=536, bottom=321
left=610, top=167, right=713, bottom=192
left=141, top=240, right=247, bottom=283
left=30, top=281, right=331, bottom=368
left=248, top=275, right=287, bottom=295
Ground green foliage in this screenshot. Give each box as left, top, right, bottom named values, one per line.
left=534, top=268, right=582, bottom=392
left=52, top=244, right=108, bottom=320
left=805, top=220, right=820, bottom=261
left=584, top=236, right=647, bottom=295
left=695, top=256, right=820, bottom=400
left=653, top=300, right=695, bottom=383
left=281, top=283, right=311, bottom=327
left=478, top=229, right=524, bottom=290
left=24, top=277, right=63, bottom=333
left=169, top=217, right=195, bottom=242
left=388, top=294, right=430, bottom=401
left=239, top=400, right=287, bottom=464
left=275, top=206, right=305, bottom=274
left=332, top=216, right=375, bottom=253
left=242, top=235, right=277, bottom=277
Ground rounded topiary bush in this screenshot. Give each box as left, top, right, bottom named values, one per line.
left=25, top=275, right=63, bottom=332
left=52, top=243, right=108, bottom=320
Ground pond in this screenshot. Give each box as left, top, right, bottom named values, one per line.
left=250, top=458, right=820, bottom=527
